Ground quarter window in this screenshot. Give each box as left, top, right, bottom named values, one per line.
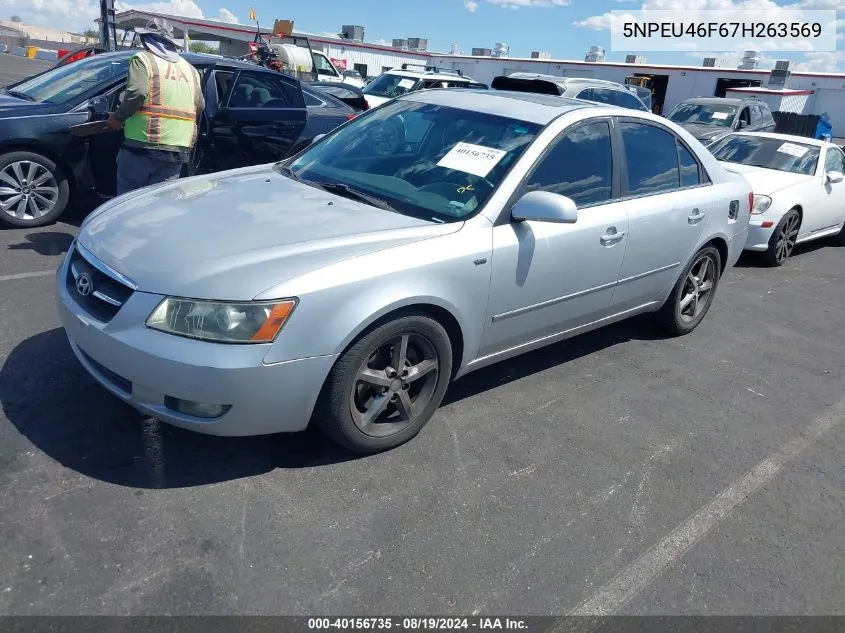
left=678, top=141, right=701, bottom=187
left=525, top=120, right=613, bottom=206
left=620, top=122, right=680, bottom=195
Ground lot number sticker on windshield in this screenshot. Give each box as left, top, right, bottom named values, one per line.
left=777, top=142, right=809, bottom=158
left=437, top=142, right=507, bottom=177
left=398, top=78, right=416, bottom=89
left=711, top=112, right=730, bottom=120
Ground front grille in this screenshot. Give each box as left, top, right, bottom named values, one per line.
left=65, top=245, right=135, bottom=322
left=79, top=349, right=132, bottom=394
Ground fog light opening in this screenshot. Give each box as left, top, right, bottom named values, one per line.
left=164, top=396, right=231, bottom=419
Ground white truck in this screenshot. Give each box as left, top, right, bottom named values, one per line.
left=268, top=43, right=366, bottom=88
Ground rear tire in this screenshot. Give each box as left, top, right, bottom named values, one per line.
left=763, top=208, right=801, bottom=267
left=655, top=246, right=721, bottom=336
left=314, top=312, right=453, bottom=453
left=0, top=151, right=70, bottom=228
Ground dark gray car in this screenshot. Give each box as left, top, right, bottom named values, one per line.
left=665, top=97, right=776, bottom=145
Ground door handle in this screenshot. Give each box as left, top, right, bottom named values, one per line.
left=688, top=209, right=705, bottom=224
left=600, top=229, right=625, bottom=246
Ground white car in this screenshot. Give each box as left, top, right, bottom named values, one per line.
left=709, top=132, right=845, bottom=266
left=362, top=64, right=485, bottom=108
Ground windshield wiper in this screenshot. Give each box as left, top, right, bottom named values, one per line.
left=313, top=182, right=397, bottom=211
left=3, top=89, right=35, bottom=102
left=278, top=165, right=300, bottom=181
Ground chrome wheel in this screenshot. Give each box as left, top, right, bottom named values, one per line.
left=0, top=161, right=59, bottom=221
left=350, top=333, right=440, bottom=437
left=679, top=255, right=716, bottom=323
left=774, top=212, right=800, bottom=264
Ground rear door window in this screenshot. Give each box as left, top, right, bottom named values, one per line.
left=228, top=71, right=304, bottom=109
left=620, top=122, right=681, bottom=195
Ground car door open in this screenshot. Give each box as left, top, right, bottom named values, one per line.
left=206, top=69, right=308, bottom=172
left=480, top=119, right=629, bottom=358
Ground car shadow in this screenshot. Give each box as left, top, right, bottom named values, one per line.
left=0, top=328, right=360, bottom=490
left=443, top=314, right=665, bottom=406
left=734, top=239, right=834, bottom=268
left=2, top=317, right=670, bottom=490
left=7, top=231, right=74, bottom=256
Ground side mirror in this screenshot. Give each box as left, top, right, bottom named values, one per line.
left=825, top=171, right=844, bottom=184
left=737, top=119, right=748, bottom=129
left=511, top=190, right=578, bottom=224
left=88, top=95, right=109, bottom=116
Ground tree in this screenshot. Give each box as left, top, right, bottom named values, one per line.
left=188, top=41, right=218, bottom=54
left=10, top=14, right=21, bottom=22
left=82, top=28, right=99, bottom=43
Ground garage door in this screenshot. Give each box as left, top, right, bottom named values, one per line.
left=812, top=89, right=845, bottom=135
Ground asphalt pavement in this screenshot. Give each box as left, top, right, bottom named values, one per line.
left=0, top=54, right=51, bottom=86
left=1, top=53, right=845, bottom=618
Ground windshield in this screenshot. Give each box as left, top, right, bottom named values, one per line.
left=7, top=54, right=129, bottom=104
left=363, top=74, right=421, bottom=98
left=280, top=99, right=541, bottom=222
left=667, top=103, right=737, bottom=127
left=710, top=135, right=819, bottom=175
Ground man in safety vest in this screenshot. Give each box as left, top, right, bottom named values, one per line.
left=106, top=25, right=204, bottom=195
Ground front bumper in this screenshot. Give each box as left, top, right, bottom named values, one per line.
left=55, top=251, right=337, bottom=436
left=744, top=218, right=776, bottom=252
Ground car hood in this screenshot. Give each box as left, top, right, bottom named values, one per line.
left=720, top=162, right=814, bottom=194
left=362, top=94, right=390, bottom=107
left=674, top=122, right=731, bottom=141
left=77, top=164, right=461, bottom=301
left=0, top=93, right=53, bottom=117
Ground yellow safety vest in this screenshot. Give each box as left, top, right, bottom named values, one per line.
left=124, top=51, right=199, bottom=150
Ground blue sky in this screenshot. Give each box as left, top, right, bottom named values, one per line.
left=3, top=0, right=844, bottom=70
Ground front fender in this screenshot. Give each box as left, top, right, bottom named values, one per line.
left=261, top=222, right=493, bottom=367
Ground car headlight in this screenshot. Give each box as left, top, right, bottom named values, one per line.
left=146, top=298, right=296, bottom=343
left=751, top=195, right=772, bottom=214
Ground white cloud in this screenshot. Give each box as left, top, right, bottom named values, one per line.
left=465, top=0, right=479, bottom=10
left=215, top=7, right=238, bottom=23
left=792, top=51, right=845, bottom=70
left=485, top=0, right=570, bottom=8
left=0, top=0, right=241, bottom=32
left=372, top=37, right=390, bottom=45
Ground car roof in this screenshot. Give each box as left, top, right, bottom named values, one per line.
left=402, top=88, right=612, bottom=124
left=506, top=73, right=628, bottom=90
left=731, top=131, right=830, bottom=147
left=88, top=49, right=280, bottom=73
left=383, top=69, right=472, bottom=82
left=682, top=97, right=744, bottom=106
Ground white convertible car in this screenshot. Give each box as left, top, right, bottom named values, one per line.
left=709, top=132, right=845, bottom=266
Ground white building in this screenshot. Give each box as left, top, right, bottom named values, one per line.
left=111, top=10, right=845, bottom=131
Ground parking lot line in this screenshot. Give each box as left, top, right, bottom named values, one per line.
left=0, top=270, right=55, bottom=282
left=566, top=396, right=845, bottom=619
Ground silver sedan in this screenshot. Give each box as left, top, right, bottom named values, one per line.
left=56, top=89, right=751, bottom=453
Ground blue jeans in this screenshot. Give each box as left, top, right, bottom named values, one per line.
left=116, top=147, right=184, bottom=196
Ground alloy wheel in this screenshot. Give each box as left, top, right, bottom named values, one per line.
left=774, top=213, right=800, bottom=264
left=0, top=161, right=60, bottom=221
left=350, top=332, right=440, bottom=437
left=679, top=254, right=716, bottom=323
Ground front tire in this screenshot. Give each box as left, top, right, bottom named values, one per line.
left=0, top=151, right=70, bottom=228
left=656, top=246, right=721, bottom=335
left=314, top=313, right=453, bottom=453
left=763, top=208, right=801, bottom=266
